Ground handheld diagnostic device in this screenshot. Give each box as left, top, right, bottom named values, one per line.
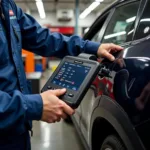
left=41, top=54, right=100, bottom=108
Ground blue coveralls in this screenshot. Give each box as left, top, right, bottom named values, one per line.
left=0, top=0, right=100, bottom=149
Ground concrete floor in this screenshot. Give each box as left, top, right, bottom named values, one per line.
left=31, top=121, right=84, bottom=150
left=31, top=61, right=85, bottom=150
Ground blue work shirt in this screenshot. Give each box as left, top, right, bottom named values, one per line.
left=0, top=0, right=100, bottom=136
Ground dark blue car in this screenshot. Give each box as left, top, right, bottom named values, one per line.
left=72, top=0, right=150, bottom=149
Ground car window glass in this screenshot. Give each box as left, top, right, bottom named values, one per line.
left=102, top=2, right=140, bottom=45
left=91, top=13, right=109, bottom=42
left=92, top=32, right=99, bottom=42
left=134, top=1, right=150, bottom=40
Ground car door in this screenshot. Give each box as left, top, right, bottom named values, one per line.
left=108, top=0, right=150, bottom=148
left=80, top=0, right=140, bottom=144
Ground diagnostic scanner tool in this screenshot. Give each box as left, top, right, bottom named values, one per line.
left=41, top=54, right=100, bottom=108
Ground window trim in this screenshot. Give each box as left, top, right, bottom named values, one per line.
left=96, top=9, right=116, bottom=42
left=132, top=0, right=149, bottom=43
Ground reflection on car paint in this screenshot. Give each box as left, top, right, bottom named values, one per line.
left=111, top=46, right=150, bottom=125
left=92, top=76, right=114, bottom=99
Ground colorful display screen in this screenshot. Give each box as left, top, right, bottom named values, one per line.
left=52, top=62, right=91, bottom=91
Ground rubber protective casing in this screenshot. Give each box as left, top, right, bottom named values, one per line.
left=41, top=56, right=100, bottom=108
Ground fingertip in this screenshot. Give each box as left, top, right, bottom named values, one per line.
left=72, top=110, right=75, bottom=115
left=69, top=110, right=74, bottom=116
left=60, top=88, right=66, bottom=93
left=117, top=45, right=124, bottom=50
left=69, top=108, right=75, bottom=115
left=110, top=56, right=115, bottom=61
left=63, top=103, right=74, bottom=115
left=105, top=51, right=115, bottom=61
left=111, top=43, right=123, bottom=50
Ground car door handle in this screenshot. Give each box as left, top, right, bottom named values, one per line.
left=98, top=66, right=112, bottom=78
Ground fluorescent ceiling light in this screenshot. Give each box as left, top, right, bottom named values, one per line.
left=104, top=31, right=126, bottom=39
left=36, top=0, right=46, bottom=19
left=79, top=2, right=100, bottom=19
left=126, top=16, right=136, bottom=23
left=141, top=18, right=150, bottom=22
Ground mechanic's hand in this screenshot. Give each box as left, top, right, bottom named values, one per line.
left=40, top=88, right=74, bottom=123
left=97, top=43, right=123, bottom=61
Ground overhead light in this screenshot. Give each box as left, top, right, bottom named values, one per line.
left=79, top=2, right=100, bottom=19
left=126, top=16, right=136, bottom=23
left=35, top=0, right=46, bottom=19
left=104, top=31, right=126, bottom=39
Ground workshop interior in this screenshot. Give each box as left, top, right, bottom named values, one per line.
left=2, top=0, right=150, bottom=149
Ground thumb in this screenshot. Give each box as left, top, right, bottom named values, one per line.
left=50, top=88, right=66, bottom=96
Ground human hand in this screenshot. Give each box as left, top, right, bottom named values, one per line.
left=97, top=43, right=123, bottom=61
left=40, top=88, right=75, bottom=123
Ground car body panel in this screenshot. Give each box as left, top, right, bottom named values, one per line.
left=110, top=39, right=150, bottom=125
left=80, top=88, right=101, bottom=143
left=90, top=96, right=145, bottom=150
left=72, top=0, right=150, bottom=149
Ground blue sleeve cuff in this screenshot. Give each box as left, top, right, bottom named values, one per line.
left=25, top=94, right=43, bottom=120
left=84, top=40, right=100, bottom=55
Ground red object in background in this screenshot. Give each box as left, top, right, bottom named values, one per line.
left=44, top=24, right=74, bottom=35
left=50, top=27, right=74, bottom=34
